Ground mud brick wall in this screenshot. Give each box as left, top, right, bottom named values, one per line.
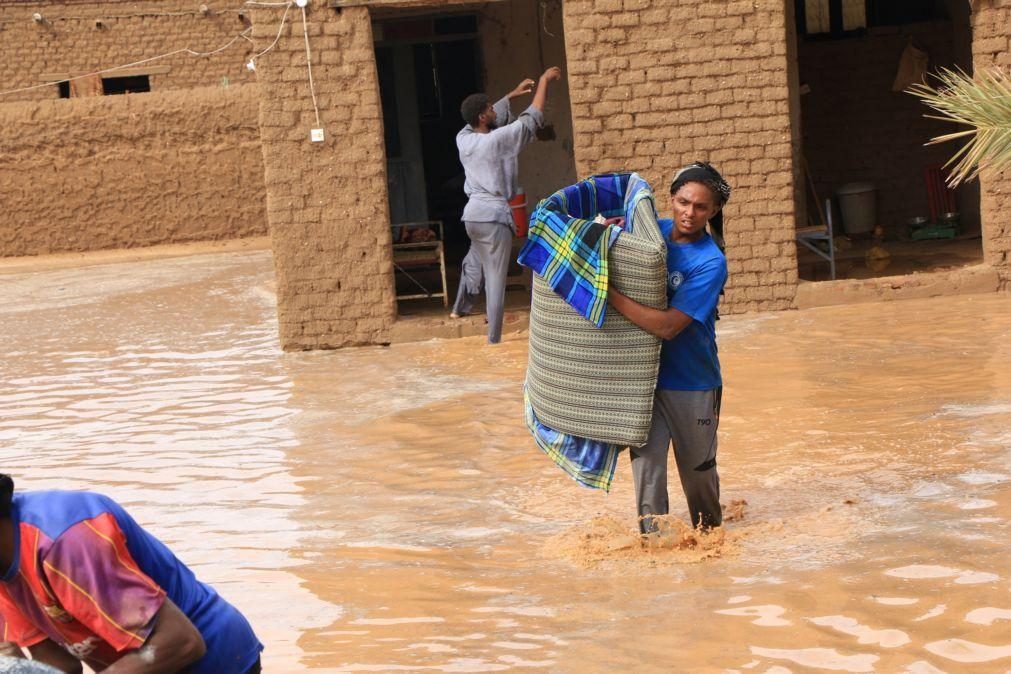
left=251, top=2, right=396, bottom=350
left=482, top=0, right=577, bottom=213
left=972, top=0, right=1011, bottom=287
left=798, top=22, right=980, bottom=236
left=0, top=0, right=255, bottom=102
left=0, top=85, right=266, bottom=257
left=562, top=0, right=799, bottom=313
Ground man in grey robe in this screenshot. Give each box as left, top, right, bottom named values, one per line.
left=451, top=66, right=563, bottom=344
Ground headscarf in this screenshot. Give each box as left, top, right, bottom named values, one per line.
left=670, top=161, right=731, bottom=250
left=670, top=161, right=731, bottom=204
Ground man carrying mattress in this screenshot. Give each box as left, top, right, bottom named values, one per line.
left=607, top=162, right=731, bottom=534
left=452, top=66, right=563, bottom=344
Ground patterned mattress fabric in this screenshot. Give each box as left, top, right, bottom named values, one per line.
left=525, top=173, right=667, bottom=447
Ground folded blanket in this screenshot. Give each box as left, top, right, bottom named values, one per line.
left=524, top=386, right=621, bottom=491
left=518, top=175, right=628, bottom=328
left=523, top=172, right=668, bottom=486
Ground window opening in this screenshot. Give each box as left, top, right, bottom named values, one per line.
left=101, top=75, right=150, bottom=95
left=796, top=0, right=949, bottom=39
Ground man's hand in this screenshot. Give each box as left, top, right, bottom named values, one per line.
left=540, top=66, right=562, bottom=82
left=508, top=78, right=536, bottom=99
left=531, top=67, right=563, bottom=113
left=100, top=599, right=205, bottom=673
left=608, top=288, right=692, bottom=341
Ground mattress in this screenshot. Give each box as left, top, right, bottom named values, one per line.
left=525, top=173, right=667, bottom=447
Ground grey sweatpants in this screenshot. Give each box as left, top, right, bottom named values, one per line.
left=456, top=221, right=513, bottom=344
left=630, top=388, right=722, bottom=532
left=452, top=247, right=483, bottom=316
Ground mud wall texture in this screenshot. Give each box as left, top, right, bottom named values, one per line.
left=562, top=0, right=799, bottom=314
left=0, top=0, right=255, bottom=102
left=251, top=2, right=396, bottom=350
left=481, top=0, right=577, bottom=211
left=972, top=0, right=1011, bottom=286
left=0, top=84, right=266, bottom=257
left=798, top=20, right=981, bottom=237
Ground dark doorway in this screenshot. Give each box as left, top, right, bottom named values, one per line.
left=790, top=0, right=983, bottom=282
left=416, top=38, right=482, bottom=258
left=374, top=15, right=482, bottom=260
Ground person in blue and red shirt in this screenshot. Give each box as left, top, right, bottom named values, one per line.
left=608, top=162, right=731, bottom=534
left=0, top=474, right=262, bottom=673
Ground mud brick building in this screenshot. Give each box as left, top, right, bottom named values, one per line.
left=1, top=0, right=1008, bottom=349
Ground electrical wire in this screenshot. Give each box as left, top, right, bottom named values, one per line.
left=0, top=2, right=293, bottom=99
left=299, top=4, right=320, bottom=127
left=0, top=29, right=252, bottom=98
left=0, top=5, right=250, bottom=26
left=249, top=2, right=292, bottom=62
left=540, top=0, right=556, bottom=38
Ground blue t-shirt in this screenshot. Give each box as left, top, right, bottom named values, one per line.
left=656, top=219, right=727, bottom=391
left=3, top=491, right=262, bottom=674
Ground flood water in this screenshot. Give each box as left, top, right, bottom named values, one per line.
left=2, top=249, right=1009, bottom=673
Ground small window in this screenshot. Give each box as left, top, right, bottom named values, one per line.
left=796, top=0, right=865, bottom=38
left=797, top=0, right=949, bottom=38
left=57, top=81, right=71, bottom=98
left=865, top=0, right=948, bottom=27
left=434, top=15, right=477, bottom=36
left=102, top=75, right=150, bottom=95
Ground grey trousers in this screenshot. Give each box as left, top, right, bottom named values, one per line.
left=630, top=388, right=722, bottom=532
left=452, top=247, right=483, bottom=316
left=457, top=221, right=513, bottom=344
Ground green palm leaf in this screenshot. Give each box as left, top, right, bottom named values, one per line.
left=908, top=67, right=1011, bottom=186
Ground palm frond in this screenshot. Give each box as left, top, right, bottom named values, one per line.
left=908, top=67, right=1011, bottom=186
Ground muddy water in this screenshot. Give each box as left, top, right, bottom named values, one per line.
left=2, top=250, right=1009, bottom=673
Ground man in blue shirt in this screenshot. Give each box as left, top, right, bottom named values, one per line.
left=608, top=162, right=730, bottom=533
left=0, top=474, right=262, bottom=674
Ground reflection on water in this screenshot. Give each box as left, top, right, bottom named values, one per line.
left=2, top=250, right=1010, bottom=672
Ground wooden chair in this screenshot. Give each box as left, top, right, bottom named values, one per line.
left=391, top=221, right=448, bottom=307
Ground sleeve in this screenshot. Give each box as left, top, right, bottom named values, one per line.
left=670, top=256, right=728, bottom=323
left=42, top=515, right=166, bottom=652
left=491, top=96, right=514, bottom=125
left=489, top=105, right=544, bottom=157
left=0, top=592, right=47, bottom=648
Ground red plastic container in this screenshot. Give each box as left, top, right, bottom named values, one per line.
left=509, top=189, right=528, bottom=237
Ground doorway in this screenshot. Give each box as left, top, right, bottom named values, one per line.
left=375, top=14, right=482, bottom=254
left=372, top=0, right=577, bottom=319
left=789, top=0, right=983, bottom=282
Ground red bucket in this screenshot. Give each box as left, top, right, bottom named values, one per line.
left=509, top=189, right=528, bottom=238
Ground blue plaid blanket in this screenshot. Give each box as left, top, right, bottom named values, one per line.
left=519, top=173, right=659, bottom=490
left=524, top=385, right=622, bottom=491
left=518, top=173, right=644, bottom=327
